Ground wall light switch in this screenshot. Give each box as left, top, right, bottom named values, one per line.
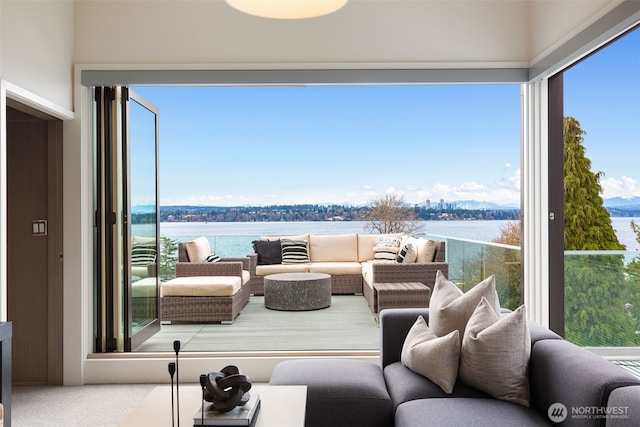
left=32, top=220, right=47, bottom=236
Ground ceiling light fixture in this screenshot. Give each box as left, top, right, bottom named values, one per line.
left=225, top=0, right=348, bottom=19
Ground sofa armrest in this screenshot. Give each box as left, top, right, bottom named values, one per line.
left=607, top=385, right=640, bottom=427
left=530, top=339, right=640, bottom=424
left=371, top=262, right=448, bottom=292
left=220, top=257, right=253, bottom=271
left=246, top=253, right=258, bottom=276
left=175, top=261, right=243, bottom=278
left=379, top=308, right=430, bottom=369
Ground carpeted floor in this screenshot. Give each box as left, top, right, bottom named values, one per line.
left=12, top=384, right=156, bottom=427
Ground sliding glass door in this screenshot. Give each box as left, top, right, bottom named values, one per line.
left=94, top=87, right=160, bottom=352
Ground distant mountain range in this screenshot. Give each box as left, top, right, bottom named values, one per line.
left=603, top=196, right=640, bottom=208
left=448, top=200, right=520, bottom=210
left=133, top=196, right=640, bottom=213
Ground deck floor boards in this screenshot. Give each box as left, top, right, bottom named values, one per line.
left=134, top=295, right=380, bottom=352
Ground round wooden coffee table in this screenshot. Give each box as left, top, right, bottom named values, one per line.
left=264, top=272, right=331, bottom=311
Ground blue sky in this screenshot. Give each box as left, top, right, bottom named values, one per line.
left=131, top=28, right=638, bottom=208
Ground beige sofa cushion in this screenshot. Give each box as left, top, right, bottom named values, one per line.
left=309, top=234, right=358, bottom=262
left=255, top=263, right=310, bottom=276
left=361, top=261, right=375, bottom=287
left=309, top=262, right=363, bottom=275
left=415, top=238, right=437, bottom=263
left=161, top=276, right=241, bottom=297
left=184, top=236, right=211, bottom=263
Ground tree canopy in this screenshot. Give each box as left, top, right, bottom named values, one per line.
left=363, top=191, right=422, bottom=234
left=563, top=116, right=624, bottom=251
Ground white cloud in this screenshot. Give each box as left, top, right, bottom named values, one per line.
left=600, top=176, right=640, bottom=199
left=161, top=168, right=524, bottom=207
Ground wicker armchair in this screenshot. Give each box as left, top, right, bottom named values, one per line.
left=362, top=241, right=448, bottom=313
left=160, top=242, right=254, bottom=323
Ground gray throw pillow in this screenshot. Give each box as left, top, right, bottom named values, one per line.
left=459, top=298, right=531, bottom=407
left=429, top=270, right=500, bottom=341
left=401, top=315, right=460, bottom=394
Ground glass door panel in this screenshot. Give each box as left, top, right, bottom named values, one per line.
left=127, top=89, right=160, bottom=349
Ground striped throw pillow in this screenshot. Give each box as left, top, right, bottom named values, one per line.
left=206, top=253, right=221, bottom=262
left=281, top=239, right=310, bottom=264
left=374, top=235, right=402, bottom=261
left=396, top=242, right=418, bottom=263
left=131, top=242, right=156, bottom=265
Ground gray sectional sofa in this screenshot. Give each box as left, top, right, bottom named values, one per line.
left=270, top=307, right=640, bottom=427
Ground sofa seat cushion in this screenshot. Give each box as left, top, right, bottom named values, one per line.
left=132, top=264, right=152, bottom=279
left=270, top=359, right=393, bottom=427
left=309, top=261, right=363, bottom=275
left=241, top=270, right=250, bottom=285
left=383, top=361, right=489, bottom=409
left=309, top=233, right=358, bottom=262
left=161, top=276, right=241, bottom=297
left=395, top=398, right=549, bottom=427
left=255, top=263, right=310, bottom=276
left=361, top=261, right=375, bottom=286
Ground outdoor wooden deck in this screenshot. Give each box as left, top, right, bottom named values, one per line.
left=134, top=295, right=380, bottom=352
left=133, top=296, right=640, bottom=381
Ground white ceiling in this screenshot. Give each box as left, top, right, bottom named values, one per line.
left=73, top=0, right=631, bottom=74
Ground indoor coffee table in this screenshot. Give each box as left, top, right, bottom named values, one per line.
left=264, top=272, right=331, bottom=311
left=120, top=384, right=306, bottom=426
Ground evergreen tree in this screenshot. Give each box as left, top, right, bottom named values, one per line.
left=159, top=235, right=179, bottom=280
left=563, top=117, right=635, bottom=346
left=563, top=116, right=624, bottom=251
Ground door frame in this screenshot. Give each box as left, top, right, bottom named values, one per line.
left=2, top=83, right=68, bottom=384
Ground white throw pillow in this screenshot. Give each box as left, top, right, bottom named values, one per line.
left=429, top=271, right=500, bottom=341
left=414, top=238, right=437, bottom=263
left=401, top=315, right=460, bottom=394
left=396, top=241, right=418, bottom=263
left=459, top=298, right=531, bottom=407
left=185, top=236, right=211, bottom=263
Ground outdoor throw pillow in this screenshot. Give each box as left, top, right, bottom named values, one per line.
left=206, top=253, right=221, bottom=262
left=401, top=315, right=460, bottom=394
left=373, top=235, right=402, bottom=261
left=429, top=270, right=500, bottom=341
left=185, top=236, right=211, bottom=263
left=281, top=239, right=310, bottom=264
left=414, top=238, right=437, bottom=263
left=131, top=241, right=156, bottom=265
left=252, top=239, right=282, bottom=265
left=396, top=242, right=418, bottom=263
left=459, top=298, right=531, bottom=407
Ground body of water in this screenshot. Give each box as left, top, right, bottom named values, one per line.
left=132, top=217, right=640, bottom=257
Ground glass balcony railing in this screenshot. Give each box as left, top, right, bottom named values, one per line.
left=424, top=234, right=522, bottom=311
left=564, top=251, right=640, bottom=349
left=159, top=234, right=640, bottom=353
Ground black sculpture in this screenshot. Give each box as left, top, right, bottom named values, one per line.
left=203, top=365, right=252, bottom=412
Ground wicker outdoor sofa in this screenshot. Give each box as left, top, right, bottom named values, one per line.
left=247, top=233, right=449, bottom=315
left=159, top=241, right=254, bottom=323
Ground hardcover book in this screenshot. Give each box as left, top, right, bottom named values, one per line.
left=192, top=393, right=261, bottom=427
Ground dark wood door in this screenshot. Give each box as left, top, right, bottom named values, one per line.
left=6, top=105, right=63, bottom=385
